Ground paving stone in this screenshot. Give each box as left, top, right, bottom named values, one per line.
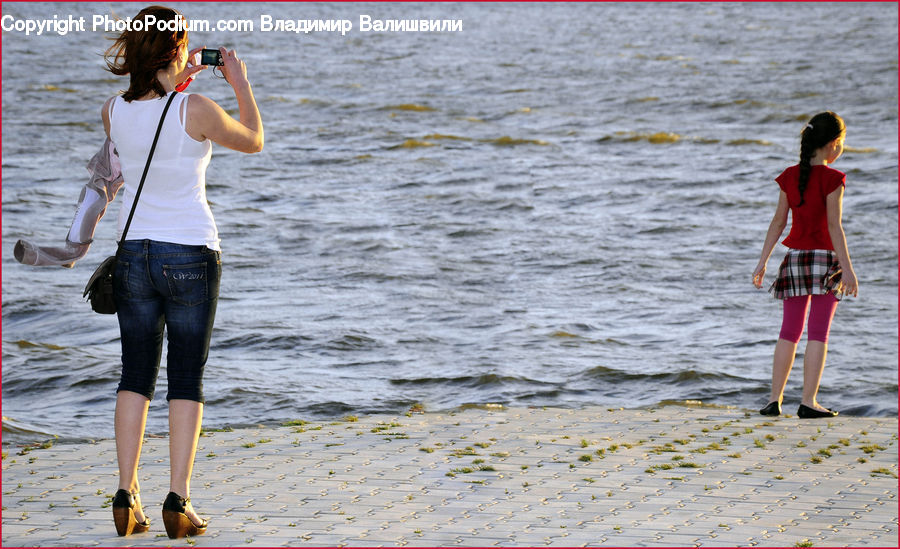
left=2, top=405, right=896, bottom=547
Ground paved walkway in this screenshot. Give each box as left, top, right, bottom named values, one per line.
left=2, top=405, right=897, bottom=547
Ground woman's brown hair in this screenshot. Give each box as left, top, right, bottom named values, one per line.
left=104, top=6, right=187, bottom=102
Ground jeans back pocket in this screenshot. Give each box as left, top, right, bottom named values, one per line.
left=163, top=262, right=209, bottom=307
left=113, top=258, right=131, bottom=299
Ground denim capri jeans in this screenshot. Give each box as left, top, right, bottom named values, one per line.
left=113, top=239, right=221, bottom=402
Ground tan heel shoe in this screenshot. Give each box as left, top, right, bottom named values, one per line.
left=112, top=489, right=150, bottom=536
left=162, top=492, right=208, bottom=539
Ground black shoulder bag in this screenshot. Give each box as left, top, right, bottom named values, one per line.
left=83, top=92, right=178, bottom=314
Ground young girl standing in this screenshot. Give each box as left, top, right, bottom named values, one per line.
left=752, top=111, right=858, bottom=418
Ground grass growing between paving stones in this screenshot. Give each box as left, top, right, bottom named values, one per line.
left=370, top=422, right=402, bottom=433
left=100, top=493, right=115, bottom=509
left=446, top=463, right=496, bottom=477
left=860, top=444, right=886, bottom=455
left=450, top=447, right=479, bottom=457
left=15, top=440, right=55, bottom=456
left=292, top=424, right=323, bottom=433
left=651, top=443, right=679, bottom=454
left=870, top=467, right=897, bottom=478
left=695, top=441, right=730, bottom=453
left=200, top=425, right=233, bottom=435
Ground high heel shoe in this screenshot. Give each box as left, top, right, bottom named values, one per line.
left=759, top=401, right=781, bottom=416
left=797, top=404, right=838, bottom=418
left=112, top=489, right=150, bottom=536
left=162, top=492, right=208, bottom=539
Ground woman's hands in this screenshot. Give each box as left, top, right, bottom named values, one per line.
left=218, top=47, right=250, bottom=90
left=174, top=46, right=248, bottom=91
left=183, top=46, right=263, bottom=153
left=176, top=46, right=208, bottom=89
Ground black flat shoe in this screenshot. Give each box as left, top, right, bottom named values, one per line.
left=797, top=404, right=838, bottom=418
left=162, top=492, right=208, bottom=539
left=759, top=401, right=781, bottom=416
left=112, top=489, right=150, bottom=536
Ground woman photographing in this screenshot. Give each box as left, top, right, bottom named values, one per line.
left=101, top=5, right=262, bottom=539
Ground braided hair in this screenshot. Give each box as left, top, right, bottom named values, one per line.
left=104, top=6, right=188, bottom=102
left=796, top=111, right=845, bottom=207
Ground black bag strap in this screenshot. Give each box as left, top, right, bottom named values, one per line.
left=117, top=91, right=178, bottom=252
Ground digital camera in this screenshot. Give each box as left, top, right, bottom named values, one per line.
left=200, top=48, right=223, bottom=66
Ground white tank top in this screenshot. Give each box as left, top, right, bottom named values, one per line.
left=108, top=91, right=220, bottom=251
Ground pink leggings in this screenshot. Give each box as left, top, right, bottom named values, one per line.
left=779, top=294, right=839, bottom=344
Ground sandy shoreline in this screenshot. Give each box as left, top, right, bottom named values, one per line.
left=2, top=404, right=897, bottom=547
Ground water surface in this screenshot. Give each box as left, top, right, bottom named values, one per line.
left=2, top=2, right=897, bottom=443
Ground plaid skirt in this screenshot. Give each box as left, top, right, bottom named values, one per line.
left=769, top=249, right=842, bottom=300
